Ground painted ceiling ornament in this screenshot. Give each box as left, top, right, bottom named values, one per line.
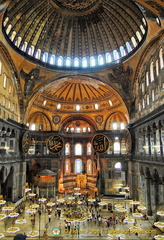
left=20, top=67, right=45, bottom=99
left=108, top=65, right=132, bottom=98
left=52, top=115, right=61, bottom=124
left=92, top=133, right=109, bottom=154
left=47, top=135, right=64, bottom=154
left=95, top=115, right=103, bottom=125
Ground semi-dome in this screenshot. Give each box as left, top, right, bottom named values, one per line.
left=2, top=0, right=147, bottom=69
left=32, top=76, right=123, bottom=113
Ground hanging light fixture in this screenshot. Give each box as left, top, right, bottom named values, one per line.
left=157, top=211, right=164, bottom=216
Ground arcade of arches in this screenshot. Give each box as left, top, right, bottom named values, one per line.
left=0, top=0, right=163, bottom=220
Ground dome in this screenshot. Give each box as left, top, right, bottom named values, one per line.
left=2, top=0, right=147, bottom=69
left=32, top=76, right=123, bottom=113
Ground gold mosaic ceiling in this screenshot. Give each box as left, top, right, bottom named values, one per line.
left=33, top=77, right=122, bottom=112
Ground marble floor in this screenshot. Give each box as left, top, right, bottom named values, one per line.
left=0, top=197, right=163, bottom=240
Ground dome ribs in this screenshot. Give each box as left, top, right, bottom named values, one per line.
left=63, top=19, right=73, bottom=57
left=3, top=0, right=146, bottom=68
left=46, top=13, right=63, bottom=56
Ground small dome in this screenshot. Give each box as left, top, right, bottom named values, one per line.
left=3, top=0, right=147, bottom=69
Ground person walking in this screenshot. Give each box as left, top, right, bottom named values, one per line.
left=48, top=213, right=52, bottom=222
left=43, top=231, right=48, bottom=239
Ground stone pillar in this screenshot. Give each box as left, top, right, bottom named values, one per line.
left=146, top=177, right=152, bottom=215
left=159, top=127, right=163, bottom=156
left=154, top=179, right=159, bottom=214
left=147, top=133, right=151, bottom=155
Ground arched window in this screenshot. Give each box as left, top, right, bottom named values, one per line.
left=75, top=159, right=82, bottom=174
left=106, top=52, right=112, bottom=63
left=120, top=123, right=125, bottom=130
left=109, top=100, right=113, bottom=106
left=42, top=52, right=48, bottom=63
left=113, top=122, right=118, bottom=130
left=70, top=127, right=74, bottom=132
left=156, top=17, right=161, bottom=26
left=146, top=71, right=149, bottom=86
left=139, top=102, right=141, bottom=112
left=82, top=57, right=87, bottom=67
left=76, top=105, right=80, bottom=111
left=16, top=36, right=22, bottom=47
left=65, top=143, right=70, bottom=155
left=142, top=18, right=147, bottom=26
left=126, top=42, right=132, bottom=53
left=6, top=24, right=12, bottom=35
left=66, top=57, right=71, bottom=67
left=98, top=54, right=104, bottom=65
left=120, top=46, right=126, bottom=57
left=159, top=49, right=164, bottom=69
left=113, top=50, right=120, bottom=61
left=115, top=162, right=122, bottom=170
left=136, top=31, right=142, bottom=41
left=3, top=74, right=7, bottom=88
left=156, top=60, right=159, bottom=76
left=35, top=49, right=41, bottom=60
left=3, top=17, right=9, bottom=27
left=28, top=45, right=35, bottom=56
left=10, top=31, right=16, bottom=41
left=74, top=57, right=79, bottom=67
left=150, top=61, right=154, bottom=82
left=94, top=104, right=99, bottom=109
left=57, top=56, right=63, bottom=66
left=87, top=159, right=92, bottom=174
left=90, top=56, right=96, bottom=67
left=152, top=89, right=155, bottom=102
left=76, top=127, right=80, bottom=133
left=131, top=37, right=137, bottom=48
left=30, top=124, right=36, bottom=131
left=57, top=103, right=61, bottom=109
left=75, top=143, right=82, bottom=155
left=142, top=82, right=145, bottom=93
left=21, top=41, right=28, bottom=52
left=42, top=100, right=47, bottom=106
left=142, top=99, right=145, bottom=109
left=83, top=127, right=87, bottom=133
left=8, top=99, right=11, bottom=109
left=49, top=54, right=55, bottom=64
left=114, top=141, right=120, bottom=154
left=87, top=142, right=92, bottom=155
left=140, top=25, right=145, bottom=34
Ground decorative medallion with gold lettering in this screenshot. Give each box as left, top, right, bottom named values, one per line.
left=22, top=131, right=31, bottom=153
left=47, top=135, right=64, bottom=154
left=92, top=133, right=109, bottom=154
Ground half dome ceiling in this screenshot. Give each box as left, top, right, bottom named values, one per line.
left=32, top=77, right=123, bottom=113
left=3, top=0, right=147, bottom=69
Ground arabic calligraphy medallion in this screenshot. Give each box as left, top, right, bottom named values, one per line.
left=47, top=135, right=64, bottom=154
left=22, top=131, right=32, bottom=154
left=92, top=134, right=109, bottom=154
